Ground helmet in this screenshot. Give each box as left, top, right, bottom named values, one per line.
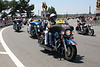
left=50, top=13, right=56, bottom=18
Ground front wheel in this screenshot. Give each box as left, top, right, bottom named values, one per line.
left=64, top=45, right=77, bottom=61
left=38, top=35, right=44, bottom=44
left=88, top=29, right=94, bottom=36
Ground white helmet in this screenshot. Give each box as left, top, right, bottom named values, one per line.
left=50, top=13, right=56, bottom=18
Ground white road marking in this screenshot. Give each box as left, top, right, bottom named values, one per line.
left=0, top=27, right=25, bottom=67
left=0, top=52, right=8, bottom=54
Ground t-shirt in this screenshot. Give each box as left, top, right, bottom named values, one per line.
left=48, top=22, right=56, bottom=26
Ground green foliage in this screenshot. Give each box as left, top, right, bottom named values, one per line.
left=1, top=11, right=7, bottom=18
left=0, top=0, right=34, bottom=17
left=9, top=0, right=18, bottom=17
left=18, top=0, right=34, bottom=17
left=48, top=6, right=57, bottom=15
left=0, top=0, right=9, bottom=12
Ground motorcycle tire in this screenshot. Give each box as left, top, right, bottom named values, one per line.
left=38, top=36, right=44, bottom=44
left=64, top=45, right=77, bottom=61
left=88, top=29, right=94, bottom=36
left=76, top=26, right=79, bottom=31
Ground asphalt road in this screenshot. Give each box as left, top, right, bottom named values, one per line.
left=0, top=19, right=100, bottom=67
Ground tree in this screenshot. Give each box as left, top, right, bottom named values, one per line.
left=0, top=0, right=9, bottom=13
left=48, top=6, right=57, bottom=15
left=0, top=0, right=3, bottom=12
left=1, top=11, right=7, bottom=18
left=9, top=0, right=34, bottom=17
left=19, top=0, right=34, bottom=17
left=9, top=0, right=18, bottom=17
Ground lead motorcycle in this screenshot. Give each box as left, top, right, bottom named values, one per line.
left=38, top=23, right=77, bottom=61
left=13, top=19, right=22, bottom=32
left=76, top=22, right=94, bottom=36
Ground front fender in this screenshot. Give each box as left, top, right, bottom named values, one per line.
left=67, top=40, right=77, bottom=45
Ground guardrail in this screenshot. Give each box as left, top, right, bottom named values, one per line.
left=0, top=20, right=13, bottom=28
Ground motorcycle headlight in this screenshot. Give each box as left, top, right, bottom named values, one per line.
left=34, top=26, right=36, bottom=27
left=61, top=31, right=64, bottom=35
left=84, top=24, right=87, bottom=26
left=65, top=30, right=71, bottom=36
left=37, top=25, right=40, bottom=28
left=17, top=22, right=19, bottom=24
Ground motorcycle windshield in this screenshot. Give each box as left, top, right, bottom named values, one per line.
left=30, top=21, right=42, bottom=25
left=49, top=23, right=74, bottom=33
left=13, top=20, right=22, bottom=23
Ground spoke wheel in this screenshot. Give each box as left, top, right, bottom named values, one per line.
left=88, top=29, right=94, bottom=36
left=64, top=45, right=77, bottom=61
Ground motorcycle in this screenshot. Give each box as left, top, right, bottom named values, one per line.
left=38, top=23, right=77, bottom=61
left=28, top=20, right=42, bottom=38
left=76, top=22, right=94, bottom=36
left=13, top=19, right=22, bottom=32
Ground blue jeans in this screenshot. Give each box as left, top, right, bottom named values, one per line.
left=28, top=25, right=31, bottom=33
left=45, top=31, right=48, bottom=45
left=45, top=32, right=54, bottom=45
left=49, top=32, right=54, bottom=45
left=13, top=23, right=16, bottom=29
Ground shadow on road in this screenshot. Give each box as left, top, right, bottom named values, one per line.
left=15, top=30, right=25, bottom=33
left=72, top=55, right=84, bottom=63
left=40, top=50, right=64, bottom=60
left=29, top=36, right=38, bottom=39
left=40, top=50, right=84, bottom=63
left=78, top=34, right=96, bottom=37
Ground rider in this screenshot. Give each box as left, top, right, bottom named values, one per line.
left=47, top=13, right=56, bottom=47
left=80, top=16, right=86, bottom=31
left=44, top=13, right=50, bottom=45
left=28, top=15, right=36, bottom=33
left=76, top=16, right=81, bottom=29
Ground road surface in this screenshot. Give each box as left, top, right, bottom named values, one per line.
left=0, top=19, right=100, bottom=67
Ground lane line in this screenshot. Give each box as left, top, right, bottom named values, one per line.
left=0, top=27, right=25, bottom=67
left=0, top=52, right=8, bottom=54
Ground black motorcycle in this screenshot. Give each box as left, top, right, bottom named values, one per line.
left=76, top=22, right=94, bottom=36
left=38, top=23, right=77, bottom=61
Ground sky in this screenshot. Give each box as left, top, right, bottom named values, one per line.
left=29, top=0, right=96, bottom=15
left=10, top=0, right=97, bottom=15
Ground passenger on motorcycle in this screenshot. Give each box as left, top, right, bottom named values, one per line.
left=46, top=13, right=56, bottom=47
left=80, top=16, right=86, bottom=31
left=76, top=16, right=81, bottom=28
